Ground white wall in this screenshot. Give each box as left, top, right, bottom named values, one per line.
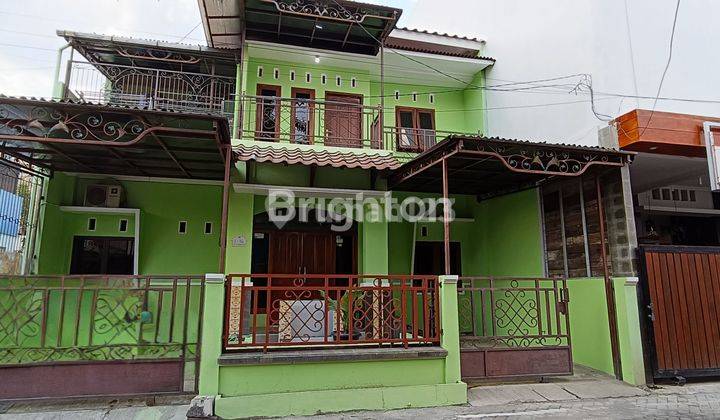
left=404, top=0, right=720, bottom=146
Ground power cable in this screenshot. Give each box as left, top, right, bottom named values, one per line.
left=639, top=0, right=681, bottom=137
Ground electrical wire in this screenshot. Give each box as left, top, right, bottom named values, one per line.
left=639, top=0, right=682, bottom=137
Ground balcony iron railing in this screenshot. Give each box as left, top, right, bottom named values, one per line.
left=224, top=274, right=440, bottom=351
left=237, top=94, right=383, bottom=150
left=237, top=94, right=465, bottom=153
left=64, top=61, right=235, bottom=116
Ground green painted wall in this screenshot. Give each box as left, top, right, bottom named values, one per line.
left=239, top=57, right=486, bottom=146
left=219, top=358, right=445, bottom=396
left=37, top=175, right=222, bottom=275
left=475, top=189, right=544, bottom=277
left=566, top=277, right=615, bottom=375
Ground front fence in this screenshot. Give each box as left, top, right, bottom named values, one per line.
left=224, top=274, right=440, bottom=351
left=0, top=275, right=205, bottom=400
left=457, top=277, right=573, bottom=379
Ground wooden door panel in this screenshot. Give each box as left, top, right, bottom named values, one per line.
left=324, top=93, right=362, bottom=148
left=642, top=246, right=720, bottom=378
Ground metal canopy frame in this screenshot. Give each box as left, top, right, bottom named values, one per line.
left=0, top=97, right=231, bottom=180
left=390, top=136, right=634, bottom=198
left=0, top=97, right=235, bottom=273
left=200, top=0, right=401, bottom=55
left=389, top=135, right=634, bottom=278
left=58, top=31, right=239, bottom=77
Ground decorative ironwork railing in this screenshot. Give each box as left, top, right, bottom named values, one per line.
left=237, top=95, right=383, bottom=150
left=0, top=275, right=204, bottom=386
left=457, top=277, right=571, bottom=349
left=64, top=61, right=235, bottom=116
left=224, top=274, right=440, bottom=351
left=237, top=94, right=466, bottom=153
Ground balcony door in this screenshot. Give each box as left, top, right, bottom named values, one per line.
left=324, top=92, right=363, bottom=148
left=255, top=85, right=281, bottom=140
left=291, top=88, right=315, bottom=144
left=396, top=107, right=436, bottom=152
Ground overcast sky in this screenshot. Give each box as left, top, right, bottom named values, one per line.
left=0, top=0, right=418, bottom=98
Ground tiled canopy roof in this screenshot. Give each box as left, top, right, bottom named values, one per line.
left=233, top=144, right=401, bottom=171
left=395, top=27, right=483, bottom=43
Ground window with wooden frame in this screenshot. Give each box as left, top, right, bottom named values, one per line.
left=395, top=107, right=436, bottom=152
left=291, top=88, right=315, bottom=144
left=255, top=84, right=281, bottom=140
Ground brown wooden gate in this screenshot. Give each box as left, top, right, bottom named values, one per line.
left=640, top=245, right=720, bottom=379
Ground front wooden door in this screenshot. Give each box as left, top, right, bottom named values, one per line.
left=266, top=231, right=337, bottom=309
left=324, top=93, right=362, bottom=148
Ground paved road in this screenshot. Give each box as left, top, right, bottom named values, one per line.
left=3, top=383, right=720, bottom=419
left=298, top=390, right=720, bottom=419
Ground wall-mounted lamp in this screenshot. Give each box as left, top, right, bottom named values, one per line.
left=314, top=55, right=321, bottom=64
left=315, top=24, right=324, bottom=30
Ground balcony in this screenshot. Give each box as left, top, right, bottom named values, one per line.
left=63, top=61, right=235, bottom=116
left=237, top=95, right=461, bottom=153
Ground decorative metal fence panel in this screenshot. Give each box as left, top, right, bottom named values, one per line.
left=0, top=161, right=44, bottom=275
left=224, top=274, right=439, bottom=351
left=457, top=277, right=573, bottom=379
left=66, top=61, right=235, bottom=116
left=0, top=275, right=205, bottom=398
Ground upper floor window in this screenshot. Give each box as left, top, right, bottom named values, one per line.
left=257, top=66, right=264, bottom=78
left=395, top=107, right=435, bottom=152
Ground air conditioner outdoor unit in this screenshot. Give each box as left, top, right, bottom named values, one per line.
left=84, top=184, right=123, bottom=208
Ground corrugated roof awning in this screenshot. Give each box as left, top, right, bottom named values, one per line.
left=0, top=97, right=231, bottom=180
left=390, top=136, right=634, bottom=199
left=199, top=0, right=401, bottom=55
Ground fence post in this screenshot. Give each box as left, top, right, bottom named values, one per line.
left=197, top=273, right=225, bottom=397
left=439, top=275, right=463, bottom=385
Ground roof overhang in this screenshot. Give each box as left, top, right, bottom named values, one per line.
left=246, top=40, right=493, bottom=87
left=234, top=142, right=400, bottom=171
left=0, top=97, right=231, bottom=180
left=58, top=30, right=238, bottom=76
left=199, top=0, right=401, bottom=55
left=385, top=28, right=493, bottom=61
left=390, top=136, right=635, bottom=199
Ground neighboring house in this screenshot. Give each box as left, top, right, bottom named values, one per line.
left=0, top=0, right=646, bottom=417
left=602, top=110, right=720, bottom=384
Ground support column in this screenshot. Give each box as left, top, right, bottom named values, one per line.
left=439, top=275, right=463, bottom=386
left=442, top=158, right=451, bottom=275
left=614, top=277, right=647, bottom=385
left=360, top=204, right=388, bottom=275
left=597, top=176, right=623, bottom=380
left=197, top=273, right=226, bottom=396
left=218, top=145, right=232, bottom=273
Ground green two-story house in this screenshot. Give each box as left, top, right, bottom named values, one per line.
left=0, top=0, right=647, bottom=417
